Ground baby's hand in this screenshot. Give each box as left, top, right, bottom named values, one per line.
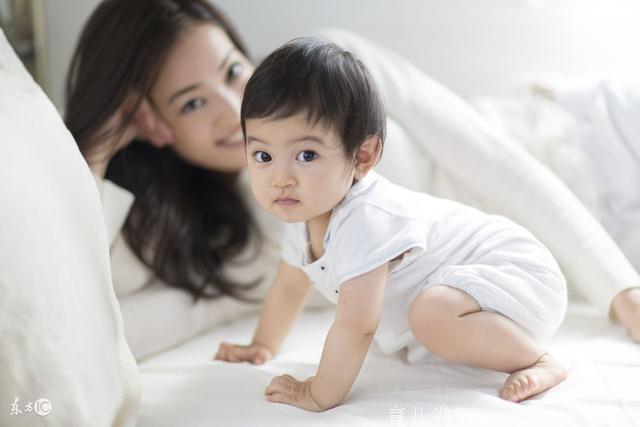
left=213, top=341, right=274, bottom=364
left=265, top=375, right=324, bottom=412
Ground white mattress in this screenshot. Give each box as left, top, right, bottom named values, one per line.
left=137, top=301, right=639, bottom=427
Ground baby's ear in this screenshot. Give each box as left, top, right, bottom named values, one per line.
left=354, top=136, right=382, bottom=179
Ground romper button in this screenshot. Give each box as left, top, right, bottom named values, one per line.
left=320, top=266, right=326, bottom=270
left=334, top=289, right=338, bottom=293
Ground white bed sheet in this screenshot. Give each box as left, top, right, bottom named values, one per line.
left=137, top=301, right=639, bottom=427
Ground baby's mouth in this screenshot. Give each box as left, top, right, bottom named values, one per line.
left=274, top=197, right=299, bottom=206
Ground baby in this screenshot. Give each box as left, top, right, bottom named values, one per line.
left=214, top=37, right=568, bottom=411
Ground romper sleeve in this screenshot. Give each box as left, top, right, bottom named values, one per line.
left=330, top=204, right=427, bottom=285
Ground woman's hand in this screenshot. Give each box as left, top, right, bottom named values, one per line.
left=85, top=95, right=173, bottom=178
left=213, top=341, right=274, bottom=364
left=265, top=375, right=325, bottom=412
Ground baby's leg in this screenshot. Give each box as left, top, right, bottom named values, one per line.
left=408, top=285, right=566, bottom=402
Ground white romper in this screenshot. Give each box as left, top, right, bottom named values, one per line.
left=281, top=171, right=567, bottom=362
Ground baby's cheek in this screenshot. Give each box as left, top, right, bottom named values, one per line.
left=255, top=190, right=274, bottom=212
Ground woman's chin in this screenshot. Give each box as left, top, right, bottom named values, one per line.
left=186, top=153, right=246, bottom=173
left=213, top=162, right=246, bottom=173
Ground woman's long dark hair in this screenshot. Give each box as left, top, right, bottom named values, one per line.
left=65, top=0, right=259, bottom=301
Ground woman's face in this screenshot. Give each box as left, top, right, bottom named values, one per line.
left=150, top=24, right=253, bottom=172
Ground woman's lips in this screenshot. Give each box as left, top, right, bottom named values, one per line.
left=274, top=198, right=299, bottom=206
left=216, top=138, right=244, bottom=148
left=217, top=126, right=244, bottom=147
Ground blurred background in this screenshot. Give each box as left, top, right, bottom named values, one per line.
left=1, top=0, right=639, bottom=113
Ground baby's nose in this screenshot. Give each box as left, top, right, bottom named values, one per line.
left=272, top=174, right=296, bottom=188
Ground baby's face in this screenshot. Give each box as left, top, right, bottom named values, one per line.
left=245, top=112, right=355, bottom=223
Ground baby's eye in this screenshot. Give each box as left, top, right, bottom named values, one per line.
left=296, top=150, right=318, bottom=162
left=180, top=98, right=205, bottom=114
left=227, top=62, right=243, bottom=82
left=252, top=151, right=272, bottom=163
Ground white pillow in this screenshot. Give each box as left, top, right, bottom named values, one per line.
left=0, top=30, right=140, bottom=427
left=553, top=80, right=640, bottom=273
left=473, top=79, right=640, bottom=275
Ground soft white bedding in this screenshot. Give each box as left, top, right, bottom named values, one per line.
left=473, top=78, right=640, bottom=274
left=137, top=300, right=639, bottom=427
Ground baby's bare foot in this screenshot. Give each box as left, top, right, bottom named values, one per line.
left=499, top=353, right=566, bottom=403
left=612, top=288, right=640, bottom=343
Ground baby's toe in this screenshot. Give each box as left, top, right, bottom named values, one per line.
left=524, top=375, right=537, bottom=394
left=500, top=382, right=517, bottom=402
left=518, top=377, right=532, bottom=398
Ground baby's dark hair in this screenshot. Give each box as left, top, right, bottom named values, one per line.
left=241, top=37, right=385, bottom=158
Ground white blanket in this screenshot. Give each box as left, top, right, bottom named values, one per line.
left=137, top=300, right=640, bottom=427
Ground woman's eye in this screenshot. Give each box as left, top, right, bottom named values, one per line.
left=296, top=150, right=318, bottom=162
left=180, top=98, right=205, bottom=114
left=252, top=151, right=272, bottom=163
left=227, top=62, right=243, bottom=82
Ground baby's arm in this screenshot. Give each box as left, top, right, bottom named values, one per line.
left=214, top=260, right=312, bottom=363
left=265, top=262, right=389, bottom=411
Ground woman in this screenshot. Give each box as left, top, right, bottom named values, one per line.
left=65, top=0, right=640, bottom=348
left=65, top=0, right=286, bottom=359
left=66, top=0, right=259, bottom=301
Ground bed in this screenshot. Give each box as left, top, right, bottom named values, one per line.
left=137, top=300, right=639, bottom=427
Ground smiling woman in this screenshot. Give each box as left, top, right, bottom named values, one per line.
left=64, top=0, right=262, bottom=304
left=149, top=24, right=252, bottom=172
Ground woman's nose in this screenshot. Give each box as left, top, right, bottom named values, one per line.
left=212, top=88, right=241, bottom=127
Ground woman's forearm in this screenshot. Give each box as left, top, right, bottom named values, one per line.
left=310, top=322, right=375, bottom=410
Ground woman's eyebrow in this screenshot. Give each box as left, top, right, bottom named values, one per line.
left=168, top=83, right=201, bottom=104
left=167, top=48, right=238, bottom=104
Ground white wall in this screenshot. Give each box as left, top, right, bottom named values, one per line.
left=41, top=0, right=99, bottom=110
left=42, top=0, right=640, bottom=111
